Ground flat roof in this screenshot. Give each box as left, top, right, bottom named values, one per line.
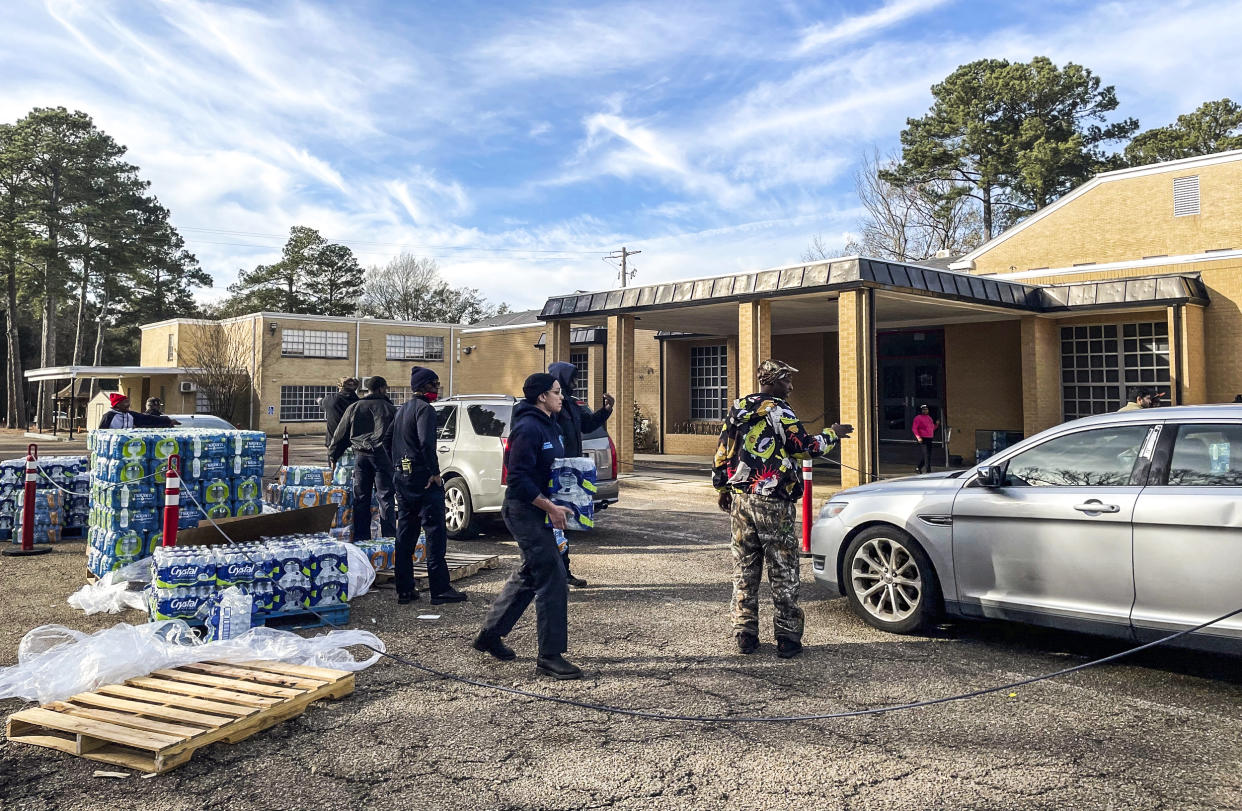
left=141, top=312, right=462, bottom=331
left=23, top=366, right=195, bottom=382
left=539, top=257, right=1209, bottom=321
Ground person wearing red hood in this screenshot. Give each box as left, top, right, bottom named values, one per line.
left=98, top=393, right=178, bottom=429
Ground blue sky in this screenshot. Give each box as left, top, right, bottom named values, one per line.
left=3, top=0, right=1241, bottom=312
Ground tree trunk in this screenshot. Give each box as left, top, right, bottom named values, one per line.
left=981, top=185, right=993, bottom=240
left=3, top=258, right=24, bottom=429
left=72, top=247, right=90, bottom=365
left=90, top=277, right=110, bottom=400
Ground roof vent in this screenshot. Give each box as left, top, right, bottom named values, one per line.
left=1173, top=175, right=1200, bottom=217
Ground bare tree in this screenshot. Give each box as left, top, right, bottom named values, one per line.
left=804, top=150, right=984, bottom=265
left=359, top=253, right=508, bottom=324
left=800, top=234, right=842, bottom=262
left=181, top=325, right=252, bottom=427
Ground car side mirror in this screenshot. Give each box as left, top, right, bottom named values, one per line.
left=976, top=465, right=1005, bottom=488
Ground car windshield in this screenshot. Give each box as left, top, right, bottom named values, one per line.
left=466, top=404, right=512, bottom=437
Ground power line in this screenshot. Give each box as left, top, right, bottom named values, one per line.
left=605, top=246, right=641, bottom=287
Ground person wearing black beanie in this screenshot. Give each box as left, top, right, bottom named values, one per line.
left=474, top=372, right=583, bottom=680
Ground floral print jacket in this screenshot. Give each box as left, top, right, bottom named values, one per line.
left=712, top=394, right=839, bottom=501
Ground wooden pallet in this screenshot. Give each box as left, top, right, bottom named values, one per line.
left=374, top=551, right=500, bottom=586
left=6, top=660, right=354, bottom=774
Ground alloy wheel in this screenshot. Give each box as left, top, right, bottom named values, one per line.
left=849, top=536, right=923, bottom=623
left=445, top=485, right=467, bottom=531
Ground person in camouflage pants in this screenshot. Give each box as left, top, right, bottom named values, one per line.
left=713, top=359, right=852, bottom=659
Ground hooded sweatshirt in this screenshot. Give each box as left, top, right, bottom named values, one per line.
left=712, top=393, right=839, bottom=501
left=547, top=361, right=612, bottom=458
left=504, top=401, right=565, bottom=504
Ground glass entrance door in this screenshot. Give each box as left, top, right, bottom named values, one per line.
left=877, top=330, right=945, bottom=442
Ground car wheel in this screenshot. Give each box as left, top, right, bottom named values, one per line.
left=843, top=526, right=940, bottom=634
left=444, top=477, right=477, bottom=539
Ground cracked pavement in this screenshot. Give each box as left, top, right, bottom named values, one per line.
left=2, top=481, right=1242, bottom=810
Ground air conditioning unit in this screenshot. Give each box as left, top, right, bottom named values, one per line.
left=180, top=381, right=197, bottom=393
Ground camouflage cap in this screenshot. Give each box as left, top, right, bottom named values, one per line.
left=757, top=359, right=799, bottom=385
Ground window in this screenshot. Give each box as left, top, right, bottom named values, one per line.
left=280, top=385, right=335, bottom=421
left=167, top=333, right=175, bottom=362
left=1173, top=175, right=1200, bottom=217
left=467, top=404, right=511, bottom=437
left=1003, top=426, right=1151, bottom=487
left=196, top=390, right=211, bottom=414
left=435, top=405, right=457, bottom=441
left=570, top=350, right=589, bottom=401
left=1166, top=424, right=1242, bottom=486
left=1061, top=322, right=1169, bottom=419
left=386, top=334, right=444, bottom=361
left=690, top=345, right=729, bottom=421
left=387, top=387, right=412, bottom=406
left=282, top=329, right=348, bottom=359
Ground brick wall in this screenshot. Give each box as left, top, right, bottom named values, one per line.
left=455, top=324, right=546, bottom=398
left=944, top=320, right=1023, bottom=459
left=971, top=159, right=1242, bottom=275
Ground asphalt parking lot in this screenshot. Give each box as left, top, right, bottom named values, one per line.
left=1, top=433, right=1242, bottom=809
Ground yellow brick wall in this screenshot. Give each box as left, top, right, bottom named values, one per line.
left=455, top=325, right=546, bottom=399
left=633, top=330, right=662, bottom=450
left=944, top=321, right=1024, bottom=459
left=1019, top=317, right=1062, bottom=437
left=771, top=332, right=827, bottom=431
left=971, top=159, right=1242, bottom=275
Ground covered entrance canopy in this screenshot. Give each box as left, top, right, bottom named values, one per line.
left=538, top=257, right=1209, bottom=486
left=23, top=365, right=193, bottom=439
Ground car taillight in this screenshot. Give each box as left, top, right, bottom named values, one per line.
left=500, top=437, right=509, bottom=485
left=608, top=436, right=618, bottom=479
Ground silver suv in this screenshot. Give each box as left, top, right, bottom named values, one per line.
left=432, top=395, right=620, bottom=538
left=811, top=404, right=1242, bottom=653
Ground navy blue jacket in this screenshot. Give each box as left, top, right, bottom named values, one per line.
left=391, top=395, right=441, bottom=483
left=548, top=361, right=612, bottom=457
left=504, top=401, right=564, bottom=504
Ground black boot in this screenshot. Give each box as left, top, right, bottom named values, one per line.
left=736, top=633, right=759, bottom=655
left=431, top=588, right=468, bottom=605
left=472, top=631, right=516, bottom=661
left=397, top=591, right=420, bottom=605
left=565, top=573, right=588, bottom=588
left=535, top=654, right=582, bottom=680
left=776, top=638, right=803, bottom=659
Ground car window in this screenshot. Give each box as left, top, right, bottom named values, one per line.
left=1003, top=425, right=1150, bottom=487
left=466, top=404, right=511, bottom=437
left=1167, top=423, right=1242, bottom=486
left=436, top=405, right=457, bottom=441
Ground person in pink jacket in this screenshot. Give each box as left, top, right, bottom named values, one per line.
left=912, top=404, right=939, bottom=474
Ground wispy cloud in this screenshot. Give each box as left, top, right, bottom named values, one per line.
left=797, top=0, right=953, bottom=52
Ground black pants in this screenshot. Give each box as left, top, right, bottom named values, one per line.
left=917, top=440, right=934, bottom=474
left=352, top=449, right=396, bottom=541
left=394, top=473, right=450, bottom=597
left=480, top=500, right=568, bottom=656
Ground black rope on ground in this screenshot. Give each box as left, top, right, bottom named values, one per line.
left=185, top=486, right=1242, bottom=723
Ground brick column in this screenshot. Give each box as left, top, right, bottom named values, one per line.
left=549, top=320, right=572, bottom=364
left=837, top=290, right=876, bottom=489
left=587, top=344, right=606, bottom=408
left=1020, top=316, right=1061, bottom=436
left=1170, top=304, right=1208, bottom=405
left=607, top=315, right=636, bottom=472
left=737, top=300, right=772, bottom=396
left=726, top=336, right=740, bottom=402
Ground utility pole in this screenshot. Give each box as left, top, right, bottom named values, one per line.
left=606, top=247, right=641, bottom=287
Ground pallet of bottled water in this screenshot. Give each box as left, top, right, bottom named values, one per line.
left=86, top=428, right=266, bottom=576
left=264, top=450, right=377, bottom=539
left=0, top=456, right=89, bottom=543
left=147, top=534, right=350, bottom=629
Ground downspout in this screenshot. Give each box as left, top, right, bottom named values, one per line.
left=449, top=326, right=456, bottom=396
left=658, top=338, right=665, bottom=454
left=249, top=317, right=257, bottom=430
left=1172, top=304, right=1184, bottom=406
left=354, top=319, right=361, bottom=380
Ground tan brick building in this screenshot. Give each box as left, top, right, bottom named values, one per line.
left=537, top=150, right=1241, bottom=485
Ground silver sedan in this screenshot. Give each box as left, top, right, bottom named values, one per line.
left=810, top=404, right=1242, bottom=652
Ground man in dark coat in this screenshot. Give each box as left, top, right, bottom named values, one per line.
left=390, top=366, right=467, bottom=606
left=321, top=377, right=360, bottom=457
left=546, top=361, right=614, bottom=587
left=328, top=376, right=397, bottom=542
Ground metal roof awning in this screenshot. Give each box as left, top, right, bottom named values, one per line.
left=533, top=327, right=608, bottom=348
left=538, top=256, right=1210, bottom=321
left=23, top=366, right=194, bottom=383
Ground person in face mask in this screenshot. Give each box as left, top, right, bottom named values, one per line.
left=390, top=366, right=467, bottom=606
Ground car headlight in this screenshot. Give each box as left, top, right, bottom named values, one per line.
left=819, top=501, right=848, bottom=519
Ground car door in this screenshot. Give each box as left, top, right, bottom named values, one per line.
left=433, top=404, right=458, bottom=472
left=1131, top=420, right=1242, bottom=646
left=951, top=423, right=1156, bottom=632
